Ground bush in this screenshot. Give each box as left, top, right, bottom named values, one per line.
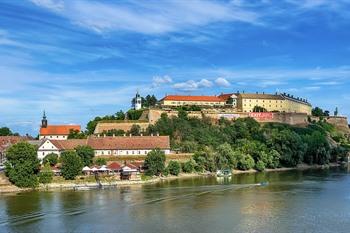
left=5, top=142, right=40, bottom=188
left=43, top=153, right=58, bottom=166
left=95, top=158, right=107, bottom=166
left=144, top=149, right=166, bottom=176
left=60, top=151, right=83, bottom=180
left=237, top=154, right=255, bottom=171
left=255, top=160, right=265, bottom=172
left=182, top=160, right=196, bottom=173
left=167, top=161, right=181, bottom=176
left=162, top=167, right=169, bottom=176
left=39, top=163, right=53, bottom=184
left=75, top=145, right=95, bottom=166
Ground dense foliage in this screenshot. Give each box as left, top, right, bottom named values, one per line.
left=95, top=158, right=107, bottom=166
left=132, top=94, right=158, bottom=108
left=144, top=149, right=166, bottom=176
left=167, top=161, right=181, bottom=176
left=68, top=130, right=87, bottom=139
left=39, top=163, right=53, bottom=184
left=75, top=145, right=94, bottom=166
left=5, top=142, right=40, bottom=188
left=147, top=113, right=349, bottom=172
left=42, top=153, right=58, bottom=166
left=253, top=106, right=267, bottom=112
left=60, top=151, right=83, bottom=180
left=0, top=127, right=19, bottom=136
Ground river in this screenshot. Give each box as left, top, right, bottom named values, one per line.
left=1, top=168, right=350, bottom=233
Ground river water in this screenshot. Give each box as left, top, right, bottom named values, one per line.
left=1, top=168, right=350, bottom=233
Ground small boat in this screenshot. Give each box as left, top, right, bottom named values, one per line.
left=216, top=169, right=232, bottom=177
left=259, top=181, right=269, bottom=186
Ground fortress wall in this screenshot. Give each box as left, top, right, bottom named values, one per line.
left=325, top=116, right=350, bottom=134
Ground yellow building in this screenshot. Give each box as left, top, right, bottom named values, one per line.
left=237, top=93, right=312, bottom=115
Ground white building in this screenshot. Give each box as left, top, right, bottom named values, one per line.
left=37, top=135, right=171, bottom=160
left=134, top=92, right=142, bottom=110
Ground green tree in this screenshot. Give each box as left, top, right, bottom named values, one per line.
left=237, top=153, right=255, bottom=171
left=5, top=142, right=40, bottom=188
left=255, top=160, right=265, bottom=171
left=127, top=109, right=144, bottom=120
left=39, top=163, right=53, bottom=184
left=215, top=143, right=237, bottom=169
left=129, top=124, right=141, bottom=136
left=95, top=158, right=107, bottom=166
left=68, top=129, right=87, bottom=139
left=60, top=151, right=83, bottom=180
left=144, top=149, right=166, bottom=176
left=193, top=148, right=216, bottom=172
left=0, top=127, right=13, bottom=136
left=42, top=153, right=58, bottom=166
left=312, top=107, right=325, bottom=117
left=303, top=131, right=331, bottom=165
left=75, top=145, right=94, bottom=166
left=167, top=161, right=181, bottom=176
left=181, top=159, right=196, bottom=173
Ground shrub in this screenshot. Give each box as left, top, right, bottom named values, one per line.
left=162, top=167, right=169, bottom=176
left=43, top=153, right=58, bottom=166
left=255, top=160, right=266, bottom=172
left=5, top=142, right=40, bottom=188
left=95, top=158, right=107, bottom=166
left=39, top=163, right=53, bottom=184
left=60, top=151, right=83, bottom=180
left=167, top=161, right=181, bottom=176
left=144, top=149, right=166, bottom=176
left=182, top=159, right=196, bottom=173
left=237, top=154, right=255, bottom=171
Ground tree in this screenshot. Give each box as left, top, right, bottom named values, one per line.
left=144, top=149, right=166, bottom=176
left=68, top=129, right=87, bottom=139
left=0, top=127, right=12, bottom=136
left=75, top=145, right=94, bottom=166
left=312, top=107, right=327, bottom=117
left=129, top=124, right=141, bottom=136
left=115, top=110, right=125, bottom=120
left=39, top=163, right=53, bottom=184
left=193, top=148, right=217, bottom=172
left=215, top=143, right=237, bottom=169
left=167, top=161, right=181, bottom=176
left=60, top=151, right=83, bottom=180
left=42, top=153, right=58, bottom=166
left=95, top=158, right=107, bottom=166
left=255, top=160, right=265, bottom=171
left=127, top=109, right=144, bottom=120
left=181, top=160, right=196, bottom=173
left=334, top=107, right=339, bottom=116
left=237, top=153, right=255, bottom=171
left=253, top=105, right=267, bottom=112
left=5, top=142, right=40, bottom=188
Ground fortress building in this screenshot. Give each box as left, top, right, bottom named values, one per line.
left=160, top=92, right=312, bottom=115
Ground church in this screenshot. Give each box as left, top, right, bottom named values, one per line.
left=39, top=112, right=81, bottom=140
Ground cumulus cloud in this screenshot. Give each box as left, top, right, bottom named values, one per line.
left=152, top=75, right=173, bottom=88
left=215, top=77, right=230, bottom=87
left=173, top=79, right=213, bottom=91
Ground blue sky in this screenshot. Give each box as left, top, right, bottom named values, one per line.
left=1, top=0, right=350, bottom=135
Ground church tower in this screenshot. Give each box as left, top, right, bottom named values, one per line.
left=41, top=111, right=48, bottom=128
left=135, top=91, right=142, bottom=110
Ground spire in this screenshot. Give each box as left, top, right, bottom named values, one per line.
left=41, top=110, right=48, bottom=128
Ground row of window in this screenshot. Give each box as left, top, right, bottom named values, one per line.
left=42, top=135, right=66, bottom=139
left=96, top=150, right=149, bottom=155
left=243, top=99, right=283, bottom=103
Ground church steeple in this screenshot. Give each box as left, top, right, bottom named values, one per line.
left=41, top=111, right=48, bottom=128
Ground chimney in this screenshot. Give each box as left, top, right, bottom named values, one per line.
left=103, top=134, right=106, bottom=138
left=129, top=134, right=132, bottom=137
left=263, top=92, right=265, bottom=94
left=97, top=134, right=100, bottom=138
left=256, top=91, right=258, bottom=94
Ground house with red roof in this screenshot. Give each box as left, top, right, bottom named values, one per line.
left=160, top=95, right=226, bottom=107
left=37, top=135, right=171, bottom=160
left=39, top=112, right=80, bottom=140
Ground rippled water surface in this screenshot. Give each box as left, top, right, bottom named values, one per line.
left=1, top=168, right=350, bottom=233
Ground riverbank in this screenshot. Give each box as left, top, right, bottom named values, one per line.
left=0, top=163, right=343, bottom=194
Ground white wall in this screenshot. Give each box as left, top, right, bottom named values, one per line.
left=39, top=135, right=68, bottom=140
left=37, top=140, right=60, bottom=160
left=94, top=149, right=171, bottom=156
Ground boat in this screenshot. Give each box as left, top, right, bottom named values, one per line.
left=216, top=169, right=232, bottom=177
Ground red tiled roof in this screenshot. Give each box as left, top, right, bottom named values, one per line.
left=108, top=162, right=122, bottom=170
left=87, top=136, right=170, bottom=150
left=162, top=95, right=225, bottom=102
left=48, top=136, right=170, bottom=150
left=49, top=139, right=87, bottom=150
left=218, top=93, right=236, bottom=101
left=40, top=125, right=81, bottom=136
left=0, top=136, right=27, bottom=152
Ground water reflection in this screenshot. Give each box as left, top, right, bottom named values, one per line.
left=1, top=168, right=350, bottom=233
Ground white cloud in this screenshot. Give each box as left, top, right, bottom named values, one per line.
left=215, top=77, right=231, bottom=87
left=172, top=78, right=213, bottom=91
left=152, top=75, right=173, bottom=88
left=29, top=0, right=259, bottom=34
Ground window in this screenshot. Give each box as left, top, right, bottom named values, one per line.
left=138, top=151, right=140, bottom=154
left=42, top=152, right=44, bottom=155
left=126, top=151, right=129, bottom=155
